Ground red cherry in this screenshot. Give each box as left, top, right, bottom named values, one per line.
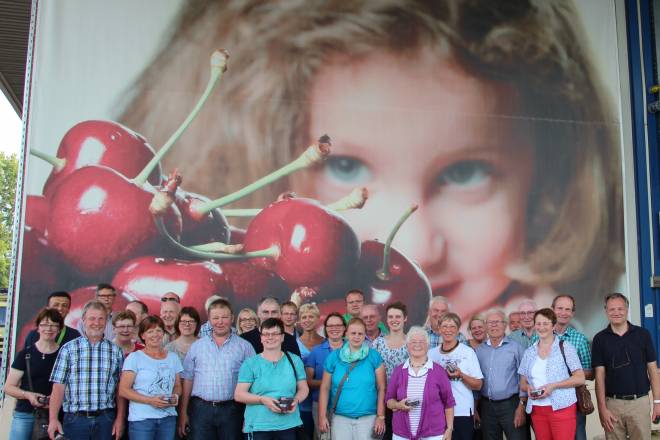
left=25, top=195, right=49, bottom=235
left=354, top=205, right=430, bottom=325
left=175, top=189, right=230, bottom=245
left=112, top=256, right=233, bottom=321
left=45, top=165, right=182, bottom=278
left=220, top=262, right=289, bottom=309
left=243, top=198, right=360, bottom=296
left=41, top=120, right=161, bottom=197
left=228, top=226, right=246, bottom=245
left=356, top=240, right=431, bottom=326
left=17, top=226, right=73, bottom=332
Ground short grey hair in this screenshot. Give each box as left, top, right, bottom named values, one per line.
left=517, top=299, right=538, bottom=311
left=483, top=308, right=508, bottom=324
left=429, top=296, right=451, bottom=309
left=406, top=326, right=430, bottom=344
left=82, top=300, right=108, bottom=319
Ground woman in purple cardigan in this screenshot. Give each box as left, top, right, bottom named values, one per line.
left=386, top=326, right=455, bottom=440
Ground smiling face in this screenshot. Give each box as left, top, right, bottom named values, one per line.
left=37, top=318, right=61, bottom=342
left=325, top=316, right=346, bottom=341
left=306, top=53, right=533, bottom=319
left=552, top=297, right=575, bottom=328
left=386, top=307, right=406, bottom=333
left=178, top=313, right=198, bottom=337
left=534, top=313, right=554, bottom=339
left=142, top=325, right=165, bottom=349
left=237, top=310, right=257, bottom=333
left=300, top=311, right=319, bottom=332
left=469, top=318, right=486, bottom=342
left=605, top=297, right=628, bottom=327
left=518, top=303, right=536, bottom=330
left=439, top=318, right=459, bottom=343
left=160, top=301, right=180, bottom=329
left=82, top=307, right=107, bottom=340
left=113, top=318, right=135, bottom=343
left=407, top=333, right=429, bottom=360
left=48, top=296, right=71, bottom=319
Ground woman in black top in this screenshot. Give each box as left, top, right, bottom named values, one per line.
left=4, top=308, right=64, bottom=440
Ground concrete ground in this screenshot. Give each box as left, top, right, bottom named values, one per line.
left=0, top=382, right=657, bottom=439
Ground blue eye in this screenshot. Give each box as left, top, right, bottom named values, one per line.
left=323, top=156, right=371, bottom=184
left=436, top=160, right=492, bottom=187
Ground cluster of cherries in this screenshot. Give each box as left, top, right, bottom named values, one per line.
left=18, top=50, right=431, bottom=338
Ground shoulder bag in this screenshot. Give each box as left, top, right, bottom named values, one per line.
left=25, top=350, right=50, bottom=440
left=559, top=340, right=594, bottom=415
left=284, top=351, right=309, bottom=440
left=311, top=354, right=358, bottom=440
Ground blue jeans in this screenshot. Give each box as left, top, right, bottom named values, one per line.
left=63, top=410, right=116, bottom=440
left=189, top=398, right=244, bottom=440
left=575, top=410, right=586, bottom=440
left=9, top=411, right=35, bottom=440
left=129, top=416, right=176, bottom=440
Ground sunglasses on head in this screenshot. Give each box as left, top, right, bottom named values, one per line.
left=161, top=297, right=180, bottom=303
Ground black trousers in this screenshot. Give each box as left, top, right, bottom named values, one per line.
left=479, top=396, right=527, bottom=440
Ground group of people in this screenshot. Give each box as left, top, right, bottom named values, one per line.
left=4, top=285, right=660, bottom=440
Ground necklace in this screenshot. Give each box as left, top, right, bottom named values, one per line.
left=410, top=359, right=427, bottom=368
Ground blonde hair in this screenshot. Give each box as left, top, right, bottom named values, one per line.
left=236, top=307, right=258, bottom=334
left=298, top=303, right=320, bottom=318
left=122, top=0, right=623, bottom=321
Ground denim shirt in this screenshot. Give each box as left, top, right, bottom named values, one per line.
left=518, top=337, right=582, bottom=414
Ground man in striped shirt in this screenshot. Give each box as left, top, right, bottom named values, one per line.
left=48, top=300, right=125, bottom=440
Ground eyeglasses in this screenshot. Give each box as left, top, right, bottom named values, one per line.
left=180, top=320, right=196, bottom=326
left=261, top=332, right=283, bottom=338
left=239, top=318, right=256, bottom=323
left=38, top=324, right=60, bottom=329
left=519, top=311, right=535, bottom=316
left=486, top=320, right=504, bottom=326
left=161, top=297, right=180, bottom=303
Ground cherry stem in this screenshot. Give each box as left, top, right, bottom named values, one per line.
left=196, top=135, right=331, bottom=214
left=222, top=187, right=366, bottom=217
left=30, top=148, right=66, bottom=172
left=133, top=50, right=229, bottom=186
left=154, top=215, right=279, bottom=260
left=377, top=204, right=419, bottom=280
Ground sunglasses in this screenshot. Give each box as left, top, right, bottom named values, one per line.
left=161, top=297, right=180, bottom=303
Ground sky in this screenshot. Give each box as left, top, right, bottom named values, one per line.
left=0, top=93, right=22, bottom=156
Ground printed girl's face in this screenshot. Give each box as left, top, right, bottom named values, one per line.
left=306, top=53, right=534, bottom=319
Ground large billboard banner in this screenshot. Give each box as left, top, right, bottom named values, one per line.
left=11, top=0, right=628, bottom=346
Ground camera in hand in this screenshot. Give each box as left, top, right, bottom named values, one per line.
left=161, top=395, right=177, bottom=404
left=446, top=363, right=457, bottom=373
left=277, top=397, right=294, bottom=411
left=405, top=398, right=421, bottom=408
left=37, top=396, right=50, bottom=405
left=530, top=389, right=544, bottom=398
left=54, top=433, right=68, bottom=440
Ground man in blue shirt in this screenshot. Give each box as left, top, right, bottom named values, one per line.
left=476, top=308, right=527, bottom=440
left=179, top=298, right=255, bottom=440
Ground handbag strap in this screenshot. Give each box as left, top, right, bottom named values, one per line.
left=328, top=360, right=358, bottom=415
left=284, top=350, right=300, bottom=384
left=558, top=340, right=572, bottom=377
left=24, top=350, right=35, bottom=392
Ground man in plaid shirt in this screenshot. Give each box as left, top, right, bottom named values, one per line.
left=48, top=300, right=125, bottom=440
left=532, top=294, right=592, bottom=440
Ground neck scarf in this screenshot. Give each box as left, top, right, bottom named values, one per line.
left=339, top=341, right=369, bottom=363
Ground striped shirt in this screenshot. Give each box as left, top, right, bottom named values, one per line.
left=403, top=359, right=431, bottom=436
left=182, top=332, right=255, bottom=401
left=50, top=337, right=124, bottom=413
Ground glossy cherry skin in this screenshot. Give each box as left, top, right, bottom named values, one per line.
left=228, top=226, right=246, bottom=245
left=220, top=261, right=289, bottom=310
left=16, top=226, right=74, bottom=333
left=112, top=256, right=233, bottom=321
left=25, top=195, right=49, bottom=235
left=175, top=190, right=230, bottom=245
left=355, top=239, right=432, bottom=326
left=43, top=120, right=162, bottom=197
left=45, top=165, right=182, bottom=279
left=243, top=198, right=360, bottom=296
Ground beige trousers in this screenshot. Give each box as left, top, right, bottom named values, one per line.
left=604, top=396, right=651, bottom=440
